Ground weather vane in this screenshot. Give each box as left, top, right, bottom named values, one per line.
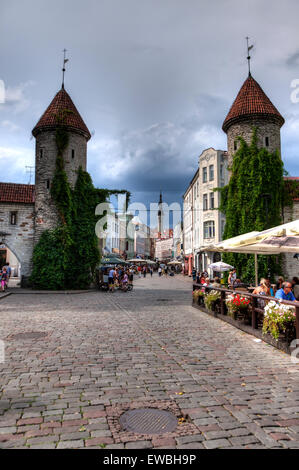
left=246, top=37, right=254, bottom=76
left=62, top=48, right=69, bottom=89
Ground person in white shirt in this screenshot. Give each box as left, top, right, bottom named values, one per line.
left=108, top=268, right=115, bottom=292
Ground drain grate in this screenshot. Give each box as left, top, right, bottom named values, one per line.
left=9, top=332, right=48, bottom=340
left=119, top=408, right=178, bottom=434
left=156, top=299, right=171, bottom=302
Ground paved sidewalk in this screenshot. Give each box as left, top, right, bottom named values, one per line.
left=0, top=274, right=299, bottom=449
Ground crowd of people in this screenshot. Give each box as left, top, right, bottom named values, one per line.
left=192, top=266, right=299, bottom=302
left=0, top=262, right=11, bottom=292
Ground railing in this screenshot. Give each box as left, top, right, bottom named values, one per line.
left=193, top=284, right=299, bottom=342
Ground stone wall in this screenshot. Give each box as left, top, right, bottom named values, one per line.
left=227, top=119, right=281, bottom=165
left=0, top=202, right=34, bottom=284
left=34, top=130, right=87, bottom=241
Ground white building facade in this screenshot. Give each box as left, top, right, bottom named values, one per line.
left=183, top=148, right=228, bottom=276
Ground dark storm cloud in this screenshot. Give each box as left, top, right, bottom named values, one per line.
left=286, top=51, right=299, bottom=67
left=0, top=0, right=299, bottom=203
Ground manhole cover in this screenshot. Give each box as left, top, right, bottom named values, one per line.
left=119, top=408, right=178, bottom=434
left=9, top=332, right=48, bottom=340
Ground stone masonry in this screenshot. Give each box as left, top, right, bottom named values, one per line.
left=0, top=202, right=35, bottom=279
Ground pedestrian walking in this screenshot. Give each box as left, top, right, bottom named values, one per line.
left=158, top=266, right=162, bottom=277
left=143, top=266, right=147, bottom=278
left=138, top=265, right=142, bottom=278
left=150, top=268, right=153, bottom=277
left=0, top=267, right=7, bottom=292
left=108, top=267, right=115, bottom=292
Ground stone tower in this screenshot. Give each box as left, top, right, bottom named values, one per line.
left=32, top=86, right=91, bottom=240
left=222, top=74, right=285, bottom=165
left=158, top=191, right=163, bottom=238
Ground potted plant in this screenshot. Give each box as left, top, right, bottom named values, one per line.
left=225, top=293, right=250, bottom=320
left=193, top=288, right=205, bottom=305
left=262, top=300, right=296, bottom=341
left=204, top=290, right=221, bottom=312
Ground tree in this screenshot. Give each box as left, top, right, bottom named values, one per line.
left=219, top=128, right=284, bottom=282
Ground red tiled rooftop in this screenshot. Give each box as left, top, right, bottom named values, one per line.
left=223, top=75, right=285, bottom=132
left=32, top=87, right=91, bottom=140
left=284, top=177, right=299, bottom=201
left=0, top=183, right=35, bottom=204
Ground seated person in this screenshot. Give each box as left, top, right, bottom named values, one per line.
left=275, top=281, right=296, bottom=301
left=211, top=277, right=221, bottom=288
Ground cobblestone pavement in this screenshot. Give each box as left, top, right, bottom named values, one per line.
left=0, top=274, right=299, bottom=449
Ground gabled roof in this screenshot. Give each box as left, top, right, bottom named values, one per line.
left=222, top=75, right=285, bottom=132
left=32, top=87, right=91, bottom=140
left=0, top=183, right=35, bottom=204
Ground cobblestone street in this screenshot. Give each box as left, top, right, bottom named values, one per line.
left=1, top=274, right=299, bottom=449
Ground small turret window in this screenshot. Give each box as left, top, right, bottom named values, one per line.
left=46, top=180, right=50, bottom=189
left=40, top=149, right=43, bottom=159
left=234, top=141, right=237, bottom=151
left=72, top=149, right=75, bottom=159
left=265, top=137, right=269, bottom=147
left=10, top=211, right=17, bottom=225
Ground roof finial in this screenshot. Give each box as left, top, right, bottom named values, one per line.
left=62, top=48, right=69, bottom=89
left=246, top=37, right=254, bottom=77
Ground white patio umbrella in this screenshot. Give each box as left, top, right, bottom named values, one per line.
left=127, top=258, right=144, bottom=263
left=208, top=261, right=234, bottom=272
left=203, top=220, right=299, bottom=286
left=144, top=259, right=156, bottom=264
left=167, top=260, right=182, bottom=265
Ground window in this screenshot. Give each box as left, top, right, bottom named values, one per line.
left=204, top=221, right=215, bottom=239
left=203, top=167, right=207, bottom=183
left=209, top=165, right=214, bottom=181
left=265, top=137, right=269, bottom=147
left=210, top=192, right=214, bottom=209
left=72, top=149, right=75, bottom=159
left=40, top=148, right=43, bottom=159
left=221, top=219, right=225, bottom=236
left=234, top=141, right=237, bottom=151
left=220, top=164, right=224, bottom=179
left=46, top=180, right=50, bottom=189
left=10, top=212, right=17, bottom=225
left=203, top=194, right=208, bottom=211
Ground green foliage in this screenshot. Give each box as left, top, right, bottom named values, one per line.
left=30, top=110, right=130, bottom=288
left=219, top=128, right=285, bottom=283
left=29, top=229, right=68, bottom=289
left=67, top=167, right=101, bottom=289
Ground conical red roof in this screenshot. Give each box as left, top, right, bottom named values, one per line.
left=222, top=75, right=284, bottom=132
left=32, top=87, right=91, bottom=140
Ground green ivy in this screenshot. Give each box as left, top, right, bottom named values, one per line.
left=218, top=128, right=286, bottom=283
left=30, top=111, right=130, bottom=289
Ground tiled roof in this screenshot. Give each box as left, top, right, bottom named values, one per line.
left=223, top=75, right=285, bottom=132
left=0, top=183, right=35, bottom=204
left=32, top=87, right=91, bottom=140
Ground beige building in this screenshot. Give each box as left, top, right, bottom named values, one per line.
left=183, top=149, right=228, bottom=276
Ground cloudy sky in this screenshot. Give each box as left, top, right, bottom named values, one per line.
left=1, top=0, right=299, bottom=215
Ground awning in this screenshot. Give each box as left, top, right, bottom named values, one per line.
left=201, top=220, right=299, bottom=285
